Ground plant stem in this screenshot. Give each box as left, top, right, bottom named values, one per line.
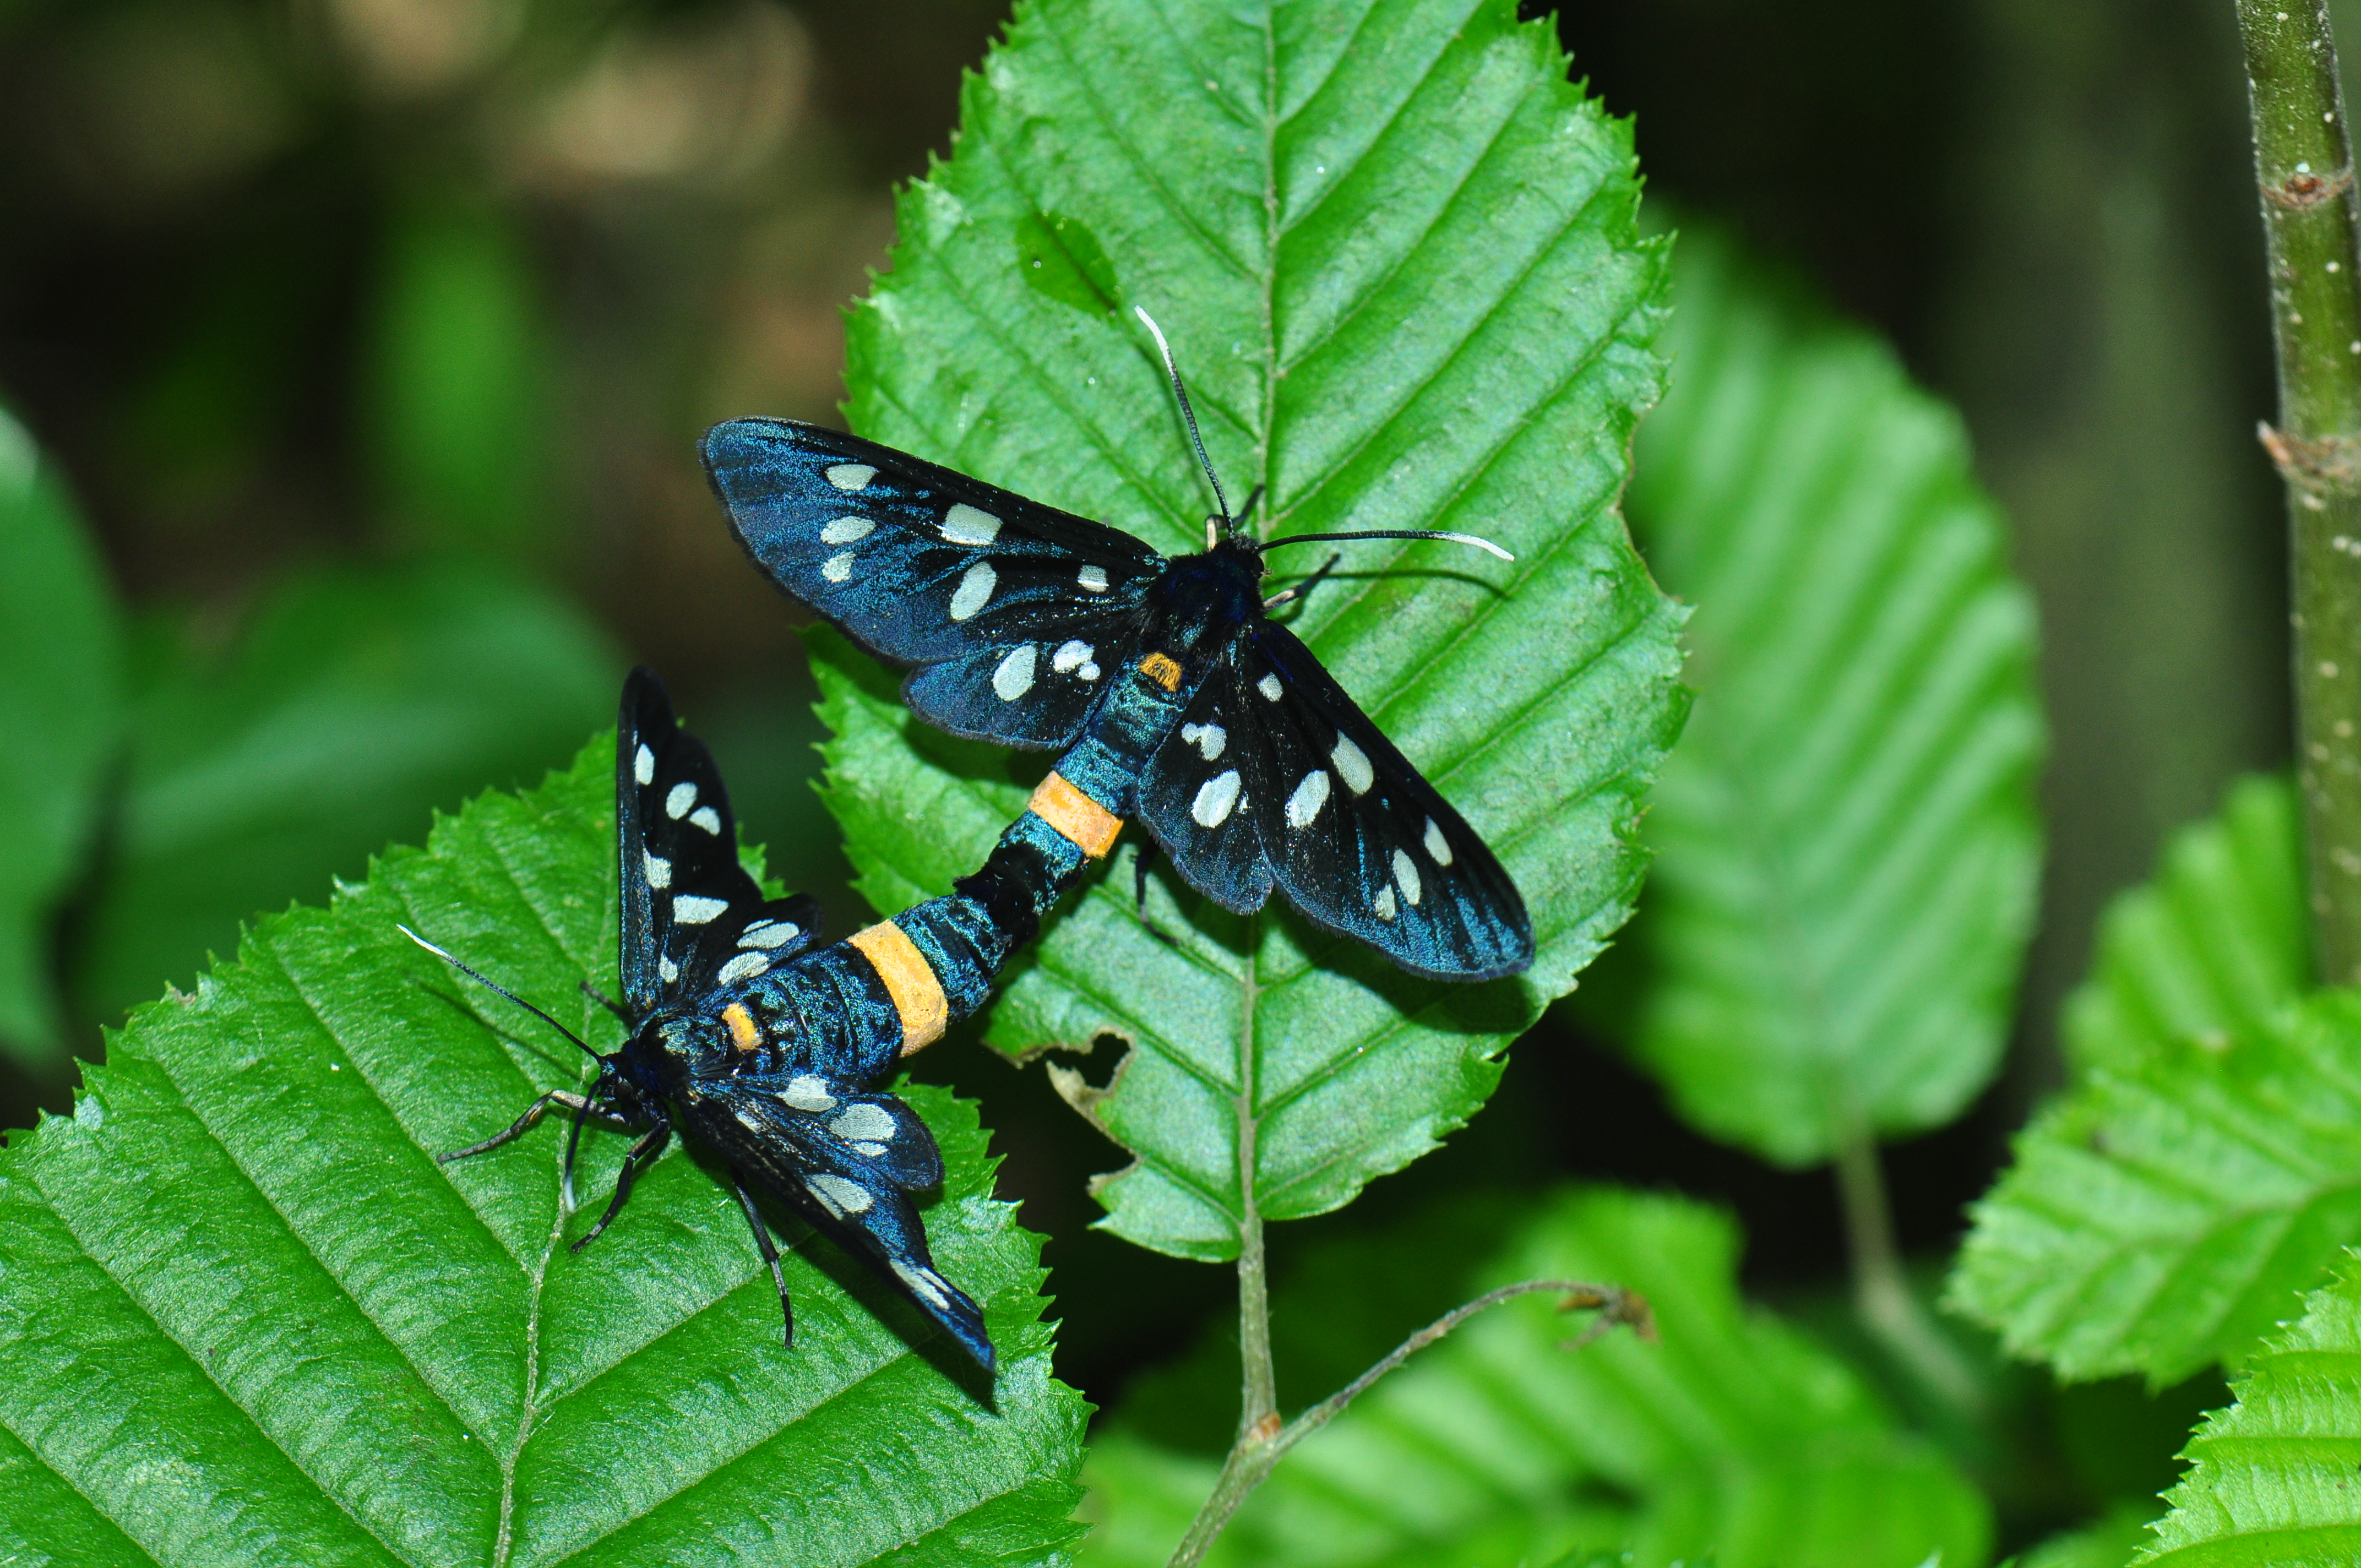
left=2236, top=0, right=2361, bottom=983
left=1832, top=1133, right=1982, bottom=1413
left=1162, top=1280, right=1649, bottom=1568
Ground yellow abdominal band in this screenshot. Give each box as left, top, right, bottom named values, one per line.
left=848, top=921, right=950, bottom=1057
left=1027, top=771, right=1124, bottom=859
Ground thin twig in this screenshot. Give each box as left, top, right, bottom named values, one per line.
left=1162, top=1279, right=1647, bottom=1568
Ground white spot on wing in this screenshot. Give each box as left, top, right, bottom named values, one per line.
left=1258, top=673, right=1283, bottom=701
left=781, top=1075, right=836, bottom=1112
left=1424, top=818, right=1454, bottom=865
left=1393, top=848, right=1422, bottom=906
left=825, top=464, right=876, bottom=492
left=1193, top=770, right=1242, bottom=827
left=950, top=561, right=997, bottom=620
left=689, top=806, right=723, bottom=836
left=1053, top=639, right=1095, bottom=674
left=673, top=895, right=729, bottom=924
left=1286, top=770, right=1330, bottom=829
left=717, top=952, right=770, bottom=984
left=822, top=515, right=874, bottom=543
left=1374, top=885, right=1397, bottom=921
left=830, top=1103, right=898, bottom=1142
left=644, top=851, right=671, bottom=889
left=1080, top=661, right=1101, bottom=680
left=1182, top=722, right=1226, bottom=760
left=666, top=782, right=698, bottom=819
left=1078, top=564, right=1109, bottom=592
left=822, top=551, right=856, bottom=582
left=739, top=920, right=800, bottom=949
left=852, top=1141, right=888, bottom=1157
left=1331, top=735, right=1374, bottom=794
left=993, top=645, right=1037, bottom=700
left=809, top=1173, right=873, bottom=1215
left=659, top=955, right=679, bottom=983
left=634, top=743, right=655, bottom=785
left=942, top=503, right=1002, bottom=545
left=892, top=1259, right=951, bottom=1309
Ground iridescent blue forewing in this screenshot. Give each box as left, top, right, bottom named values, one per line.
left=1139, top=625, right=1533, bottom=981
left=689, top=1077, right=989, bottom=1366
left=702, top=418, right=1165, bottom=750
left=619, top=667, right=822, bottom=1012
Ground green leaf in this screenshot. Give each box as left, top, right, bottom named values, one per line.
left=2140, top=1249, right=2361, bottom=1564
left=0, top=738, right=1087, bottom=1566
left=1614, top=228, right=2044, bottom=1165
left=2016, top=1506, right=2159, bottom=1568
left=72, top=562, right=620, bottom=1028
left=1073, top=1187, right=1993, bottom=1568
left=0, top=402, right=124, bottom=1063
left=830, top=0, right=1686, bottom=1260
left=1948, top=778, right=2349, bottom=1386
left=2061, top=775, right=2306, bottom=1077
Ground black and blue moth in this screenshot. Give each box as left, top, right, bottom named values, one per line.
left=701, top=419, right=1535, bottom=982
left=427, top=666, right=1125, bottom=1369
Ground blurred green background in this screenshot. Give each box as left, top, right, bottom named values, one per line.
left=0, top=0, right=2323, bottom=1542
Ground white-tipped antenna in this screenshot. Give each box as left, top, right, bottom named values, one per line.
left=1260, top=527, right=1516, bottom=563
left=1134, top=306, right=1233, bottom=530
left=398, top=923, right=603, bottom=1061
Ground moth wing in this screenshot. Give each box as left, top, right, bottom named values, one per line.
left=1135, top=632, right=1275, bottom=917
left=1139, top=626, right=1533, bottom=981
left=619, top=668, right=823, bottom=1012
left=901, top=623, right=1146, bottom=749
left=709, top=1081, right=989, bottom=1368
left=704, top=419, right=1166, bottom=751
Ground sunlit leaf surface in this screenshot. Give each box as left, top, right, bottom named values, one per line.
left=1951, top=778, right=2357, bottom=1385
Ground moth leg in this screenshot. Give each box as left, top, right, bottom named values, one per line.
left=1265, top=551, right=1342, bottom=612
left=560, top=1097, right=595, bottom=1212
left=441, top=1091, right=612, bottom=1163
left=731, top=1169, right=794, bottom=1349
left=578, top=980, right=631, bottom=1023
left=573, top=1118, right=670, bottom=1252
left=1129, top=842, right=1183, bottom=952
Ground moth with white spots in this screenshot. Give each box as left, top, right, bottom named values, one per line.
left=421, top=668, right=997, bottom=1371
left=702, top=381, right=1533, bottom=981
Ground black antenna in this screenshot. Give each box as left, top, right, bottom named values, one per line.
left=1262, top=527, right=1515, bottom=562
left=399, top=924, right=604, bottom=1062
left=1134, top=307, right=1233, bottom=531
